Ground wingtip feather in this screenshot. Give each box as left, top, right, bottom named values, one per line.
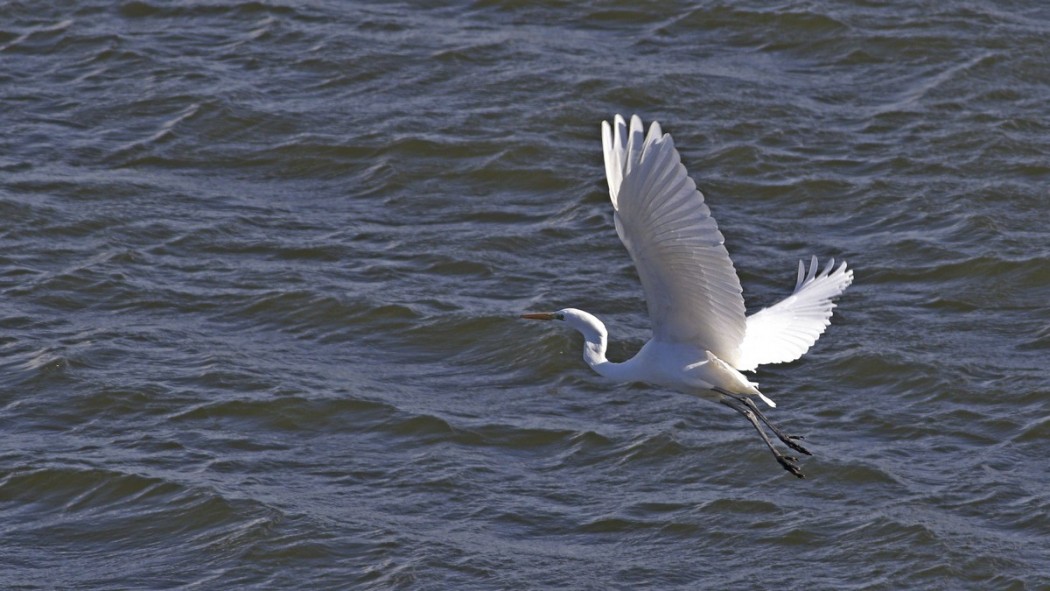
left=737, top=255, right=854, bottom=370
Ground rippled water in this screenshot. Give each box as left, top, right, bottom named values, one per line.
left=2, top=1, right=1049, bottom=589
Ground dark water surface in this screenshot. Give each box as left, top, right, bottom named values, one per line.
left=2, top=1, right=1049, bottom=589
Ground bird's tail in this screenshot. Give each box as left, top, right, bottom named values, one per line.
left=705, top=351, right=776, bottom=408
left=755, top=391, right=777, bottom=408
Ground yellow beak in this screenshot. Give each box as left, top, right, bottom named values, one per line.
left=520, top=312, right=557, bottom=320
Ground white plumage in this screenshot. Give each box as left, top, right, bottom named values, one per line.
left=737, top=256, right=854, bottom=371
left=523, top=114, right=853, bottom=478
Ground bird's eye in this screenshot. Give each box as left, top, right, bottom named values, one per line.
left=555, top=313, right=565, bottom=321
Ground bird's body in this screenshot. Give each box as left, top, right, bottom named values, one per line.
left=542, top=308, right=762, bottom=400
left=522, top=115, right=853, bottom=478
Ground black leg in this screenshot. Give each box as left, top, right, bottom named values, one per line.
left=719, top=396, right=805, bottom=479
left=739, top=396, right=812, bottom=457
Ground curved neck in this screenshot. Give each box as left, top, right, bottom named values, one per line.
left=572, top=317, right=634, bottom=382
left=586, top=345, right=634, bottom=382
left=582, top=331, right=609, bottom=371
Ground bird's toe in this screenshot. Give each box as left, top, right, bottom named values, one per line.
left=776, top=456, right=806, bottom=479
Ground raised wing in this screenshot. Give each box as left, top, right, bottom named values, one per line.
left=735, top=256, right=853, bottom=371
left=602, top=114, right=746, bottom=364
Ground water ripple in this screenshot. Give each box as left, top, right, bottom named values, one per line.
left=2, top=0, right=1050, bottom=588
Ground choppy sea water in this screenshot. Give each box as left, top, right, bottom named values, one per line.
left=2, top=1, right=1049, bottom=589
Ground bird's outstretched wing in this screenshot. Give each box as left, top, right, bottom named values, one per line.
left=735, top=256, right=853, bottom=371
left=603, top=114, right=747, bottom=364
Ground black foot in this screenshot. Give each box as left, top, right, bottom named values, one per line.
left=719, top=395, right=809, bottom=479
left=777, top=455, right=805, bottom=479
left=782, top=436, right=813, bottom=457
left=741, top=397, right=813, bottom=456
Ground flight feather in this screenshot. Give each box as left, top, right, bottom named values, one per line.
left=602, top=115, right=747, bottom=364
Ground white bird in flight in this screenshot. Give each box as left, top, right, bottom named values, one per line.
left=522, top=114, right=853, bottom=478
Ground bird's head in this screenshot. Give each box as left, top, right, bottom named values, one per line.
left=520, top=308, right=607, bottom=340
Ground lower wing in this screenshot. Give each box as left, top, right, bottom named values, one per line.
left=735, top=256, right=853, bottom=372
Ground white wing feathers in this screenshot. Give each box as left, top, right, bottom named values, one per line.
left=736, top=256, right=854, bottom=372
left=602, top=115, right=748, bottom=365
left=601, top=114, right=852, bottom=376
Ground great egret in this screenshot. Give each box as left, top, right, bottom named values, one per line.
left=522, top=115, right=853, bottom=478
